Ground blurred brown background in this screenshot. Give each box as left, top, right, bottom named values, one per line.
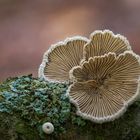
left=0, top=0, right=140, bottom=81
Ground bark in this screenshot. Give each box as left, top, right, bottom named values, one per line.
left=0, top=75, right=140, bottom=140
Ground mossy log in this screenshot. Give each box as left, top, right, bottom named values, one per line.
left=1, top=75, right=140, bottom=140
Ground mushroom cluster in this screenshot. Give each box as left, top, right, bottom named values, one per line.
left=39, top=30, right=140, bottom=123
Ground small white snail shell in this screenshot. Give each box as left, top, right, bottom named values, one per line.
left=42, top=122, right=54, bottom=134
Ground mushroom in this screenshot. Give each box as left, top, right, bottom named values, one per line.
left=39, top=37, right=88, bottom=83
left=83, top=30, right=131, bottom=62
left=42, top=122, right=54, bottom=134
left=68, top=51, right=140, bottom=123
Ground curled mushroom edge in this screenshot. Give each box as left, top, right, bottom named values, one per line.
left=38, top=36, right=89, bottom=84
left=83, top=29, right=132, bottom=62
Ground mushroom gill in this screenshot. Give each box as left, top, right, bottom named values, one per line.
left=68, top=51, right=140, bottom=123
left=83, top=30, right=131, bottom=61
left=39, top=37, right=88, bottom=83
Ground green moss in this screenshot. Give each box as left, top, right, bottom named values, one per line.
left=0, top=75, right=71, bottom=139
left=1, top=75, right=140, bottom=140
left=0, top=113, right=40, bottom=140
left=15, top=120, right=40, bottom=140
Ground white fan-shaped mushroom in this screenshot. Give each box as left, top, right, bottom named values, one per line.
left=68, top=51, right=140, bottom=123
left=39, top=36, right=88, bottom=83
left=83, top=30, right=131, bottom=61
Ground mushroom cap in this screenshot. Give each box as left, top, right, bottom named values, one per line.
left=39, top=36, right=88, bottom=83
left=83, top=30, right=131, bottom=62
left=68, top=51, right=140, bottom=123
left=42, top=122, right=54, bottom=134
